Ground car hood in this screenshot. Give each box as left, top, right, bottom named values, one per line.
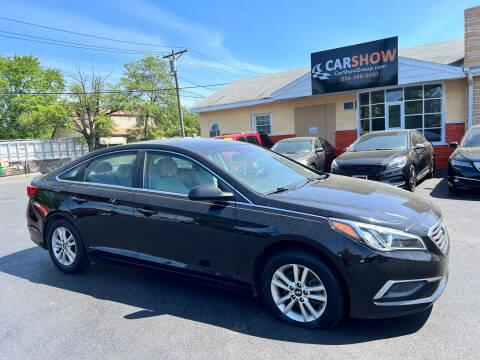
left=336, top=149, right=408, bottom=166
left=266, top=174, right=441, bottom=233
left=283, top=153, right=313, bottom=161
left=450, top=146, right=480, bottom=162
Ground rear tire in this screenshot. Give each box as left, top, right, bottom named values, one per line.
left=47, top=219, right=89, bottom=273
left=427, top=158, right=435, bottom=179
left=260, top=250, right=345, bottom=329
left=408, top=165, right=417, bottom=192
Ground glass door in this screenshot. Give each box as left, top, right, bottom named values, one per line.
left=386, top=102, right=404, bottom=129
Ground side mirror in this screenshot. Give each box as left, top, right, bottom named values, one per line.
left=343, top=147, right=348, bottom=152
left=188, top=183, right=234, bottom=201
left=414, top=143, right=426, bottom=150
left=315, top=147, right=324, bottom=153
left=448, top=142, right=458, bottom=149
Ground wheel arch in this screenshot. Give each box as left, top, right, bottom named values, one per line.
left=42, top=212, right=76, bottom=249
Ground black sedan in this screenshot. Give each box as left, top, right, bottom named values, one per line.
left=271, top=136, right=336, bottom=171
left=448, top=125, right=480, bottom=193
left=26, top=139, right=448, bottom=329
left=331, top=130, right=435, bottom=191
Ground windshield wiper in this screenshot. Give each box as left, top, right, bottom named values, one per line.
left=266, top=186, right=293, bottom=195
left=299, top=175, right=324, bottom=188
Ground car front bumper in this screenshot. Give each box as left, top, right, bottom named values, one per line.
left=332, top=167, right=409, bottom=188
left=342, top=241, right=449, bottom=319
left=448, top=163, right=480, bottom=190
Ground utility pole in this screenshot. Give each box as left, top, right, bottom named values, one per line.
left=163, top=49, right=187, bottom=138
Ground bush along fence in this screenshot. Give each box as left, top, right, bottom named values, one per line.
left=0, top=138, right=88, bottom=177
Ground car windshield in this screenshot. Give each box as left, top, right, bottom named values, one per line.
left=271, top=140, right=312, bottom=154
left=349, top=133, right=408, bottom=151
left=461, top=128, right=480, bottom=147
left=203, top=144, right=321, bottom=194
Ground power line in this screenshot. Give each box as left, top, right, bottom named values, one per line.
left=0, top=31, right=168, bottom=55
left=0, top=82, right=230, bottom=96
left=0, top=16, right=265, bottom=77
left=188, top=49, right=262, bottom=76
left=0, top=16, right=182, bottom=49
left=180, top=57, right=246, bottom=78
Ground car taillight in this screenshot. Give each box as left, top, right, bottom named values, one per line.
left=27, top=185, right=38, bottom=197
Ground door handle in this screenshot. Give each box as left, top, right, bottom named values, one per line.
left=136, top=208, right=158, bottom=216
left=71, top=196, right=87, bottom=204
left=108, top=198, right=119, bottom=205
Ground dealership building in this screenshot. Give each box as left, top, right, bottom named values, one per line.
left=192, top=6, right=480, bottom=169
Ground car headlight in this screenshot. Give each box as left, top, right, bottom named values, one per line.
left=331, top=159, right=339, bottom=170
left=386, top=156, right=407, bottom=169
left=451, top=159, right=472, bottom=168
left=329, top=218, right=426, bottom=251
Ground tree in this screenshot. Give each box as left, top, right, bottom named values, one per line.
left=68, top=67, right=124, bottom=151
left=121, top=55, right=177, bottom=141
left=0, top=55, right=65, bottom=139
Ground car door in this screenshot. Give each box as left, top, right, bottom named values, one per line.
left=60, top=150, right=139, bottom=254
left=411, top=132, right=428, bottom=175
left=313, top=138, right=326, bottom=170
left=133, top=150, right=239, bottom=277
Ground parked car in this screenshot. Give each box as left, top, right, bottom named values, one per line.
left=27, top=139, right=448, bottom=329
left=448, top=124, right=480, bottom=193
left=213, top=132, right=274, bottom=149
left=271, top=136, right=336, bottom=171
left=331, top=130, right=434, bottom=191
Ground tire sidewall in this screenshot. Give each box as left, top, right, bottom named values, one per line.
left=47, top=219, right=88, bottom=273
left=260, top=250, right=345, bottom=329
left=409, top=165, right=416, bottom=192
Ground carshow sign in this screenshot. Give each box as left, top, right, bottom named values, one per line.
left=311, top=37, right=398, bottom=95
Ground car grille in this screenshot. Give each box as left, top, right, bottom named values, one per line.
left=428, top=221, right=449, bottom=255
left=338, top=164, right=385, bottom=180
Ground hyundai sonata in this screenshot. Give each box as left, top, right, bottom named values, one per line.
left=26, top=139, right=449, bottom=328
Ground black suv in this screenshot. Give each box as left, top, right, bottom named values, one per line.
left=331, top=130, right=435, bottom=191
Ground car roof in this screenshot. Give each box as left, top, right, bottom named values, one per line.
left=359, top=130, right=411, bottom=138
left=275, top=137, right=317, bottom=142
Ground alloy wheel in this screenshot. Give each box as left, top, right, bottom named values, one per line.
left=51, top=227, right=77, bottom=266
left=270, top=263, right=327, bottom=322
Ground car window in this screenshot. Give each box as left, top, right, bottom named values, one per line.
left=84, top=152, right=137, bottom=187
left=260, top=134, right=274, bottom=148
left=349, top=133, right=408, bottom=151
left=461, top=127, right=480, bottom=147
left=237, top=136, right=247, bottom=142
left=314, top=138, right=322, bottom=150
left=271, top=140, right=313, bottom=154
left=205, top=145, right=317, bottom=194
left=412, top=132, right=423, bottom=145
left=143, top=152, right=218, bottom=194
left=247, top=136, right=259, bottom=145
left=58, top=163, right=86, bottom=181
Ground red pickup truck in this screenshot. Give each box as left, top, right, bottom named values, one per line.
left=213, top=132, right=275, bottom=149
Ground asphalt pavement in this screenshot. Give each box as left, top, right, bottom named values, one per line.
left=0, top=172, right=479, bottom=359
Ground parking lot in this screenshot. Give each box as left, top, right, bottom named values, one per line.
left=1, top=173, right=479, bottom=360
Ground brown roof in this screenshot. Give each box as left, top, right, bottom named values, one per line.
left=399, top=38, right=464, bottom=66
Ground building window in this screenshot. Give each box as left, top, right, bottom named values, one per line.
left=358, top=84, right=443, bottom=143
left=252, top=114, right=272, bottom=135
left=209, top=121, right=220, bottom=137
left=343, top=101, right=356, bottom=110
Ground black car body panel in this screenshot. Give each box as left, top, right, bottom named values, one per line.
left=448, top=126, right=480, bottom=190
left=332, top=130, right=434, bottom=188
left=26, top=139, right=449, bottom=320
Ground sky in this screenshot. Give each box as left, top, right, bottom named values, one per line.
left=0, top=0, right=477, bottom=107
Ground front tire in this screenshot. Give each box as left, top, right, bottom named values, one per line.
left=47, top=219, right=89, bottom=273
left=260, top=250, right=345, bottom=329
